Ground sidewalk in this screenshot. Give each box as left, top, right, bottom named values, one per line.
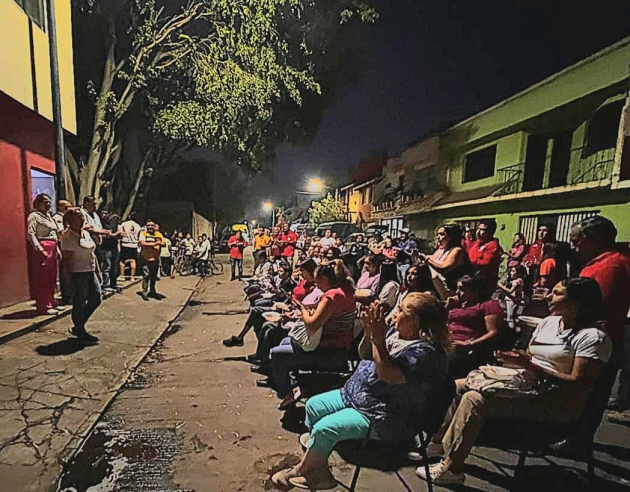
left=0, top=274, right=200, bottom=492
left=0, top=277, right=140, bottom=345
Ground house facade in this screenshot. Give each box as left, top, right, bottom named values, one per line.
left=337, top=178, right=379, bottom=226
left=375, top=37, right=630, bottom=249
left=0, top=0, right=76, bottom=307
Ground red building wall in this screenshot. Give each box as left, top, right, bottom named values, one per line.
left=0, top=93, right=56, bottom=308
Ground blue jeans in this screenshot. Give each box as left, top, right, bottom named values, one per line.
left=305, top=390, right=370, bottom=457
left=270, top=337, right=348, bottom=398
left=231, top=258, right=243, bottom=279
left=71, top=272, right=102, bottom=334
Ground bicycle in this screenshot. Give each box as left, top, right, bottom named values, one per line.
left=206, top=256, right=224, bottom=276
left=174, top=251, right=195, bottom=276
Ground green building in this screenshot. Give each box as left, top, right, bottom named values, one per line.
left=375, top=36, right=630, bottom=248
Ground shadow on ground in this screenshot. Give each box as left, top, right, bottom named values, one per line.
left=36, top=338, right=88, bottom=356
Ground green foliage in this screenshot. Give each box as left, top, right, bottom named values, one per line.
left=308, top=193, right=346, bottom=225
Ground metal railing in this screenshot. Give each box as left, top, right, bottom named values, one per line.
left=495, top=164, right=524, bottom=196
left=569, top=147, right=615, bottom=185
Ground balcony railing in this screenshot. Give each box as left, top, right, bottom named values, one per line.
left=495, top=164, right=524, bottom=196
left=569, top=147, right=615, bottom=186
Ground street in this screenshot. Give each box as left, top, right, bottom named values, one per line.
left=0, top=256, right=615, bottom=492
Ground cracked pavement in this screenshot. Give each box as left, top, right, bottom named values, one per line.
left=0, top=274, right=199, bottom=492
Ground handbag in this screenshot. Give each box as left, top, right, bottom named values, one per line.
left=288, top=321, right=322, bottom=352
left=466, top=366, right=541, bottom=399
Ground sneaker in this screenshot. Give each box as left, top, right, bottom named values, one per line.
left=246, top=354, right=262, bottom=364
left=408, top=442, right=444, bottom=462
left=250, top=365, right=269, bottom=376
left=416, top=461, right=465, bottom=485
left=222, top=336, right=244, bottom=347
left=78, top=332, right=100, bottom=345
left=68, top=327, right=79, bottom=338
left=46, top=309, right=60, bottom=316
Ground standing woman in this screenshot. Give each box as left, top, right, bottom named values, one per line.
left=418, top=224, right=467, bottom=301
left=507, top=233, right=527, bottom=268
left=27, top=194, right=61, bottom=315
left=60, top=209, right=101, bottom=345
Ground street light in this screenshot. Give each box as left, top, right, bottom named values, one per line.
left=262, top=201, right=275, bottom=227
left=306, top=178, right=324, bottom=194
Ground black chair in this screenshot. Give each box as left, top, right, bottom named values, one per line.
left=335, top=378, right=456, bottom=492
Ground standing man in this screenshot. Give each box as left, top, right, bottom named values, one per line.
left=568, top=216, right=630, bottom=437
left=228, top=230, right=248, bottom=281
left=396, top=228, right=417, bottom=283
left=81, top=196, right=109, bottom=285
left=53, top=199, right=73, bottom=306
left=319, top=229, right=336, bottom=250
left=279, top=223, right=298, bottom=265
left=467, top=219, right=503, bottom=294
left=253, top=228, right=271, bottom=263
left=60, top=209, right=101, bottom=345
left=53, top=199, right=72, bottom=230
left=522, top=224, right=556, bottom=278
left=119, top=212, right=142, bottom=280
left=138, top=220, right=165, bottom=301
left=101, top=214, right=123, bottom=294
left=195, top=234, right=212, bottom=277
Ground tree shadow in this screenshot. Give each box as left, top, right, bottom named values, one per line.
left=203, top=310, right=249, bottom=316
left=1, top=309, right=40, bottom=320
left=35, top=338, right=88, bottom=356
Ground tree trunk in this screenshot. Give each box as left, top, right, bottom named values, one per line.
left=122, top=146, right=153, bottom=220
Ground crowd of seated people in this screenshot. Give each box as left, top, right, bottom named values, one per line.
left=223, top=215, right=630, bottom=489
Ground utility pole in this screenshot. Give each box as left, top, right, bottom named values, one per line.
left=46, top=0, right=66, bottom=200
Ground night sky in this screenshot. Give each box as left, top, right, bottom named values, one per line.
left=251, top=0, right=630, bottom=209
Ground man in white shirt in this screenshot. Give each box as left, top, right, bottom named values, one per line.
left=52, top=200, right=72, bottom=231
left=194, top=234, right=211, bottom=276
left=119, top=212, right=142, bottom=280
left=319, top=229, right=336, bottom=249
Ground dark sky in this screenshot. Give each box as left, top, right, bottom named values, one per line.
left=249, top=0, right=630, bottom=211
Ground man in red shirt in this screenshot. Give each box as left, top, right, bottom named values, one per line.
left=563, top=215, right=630, bottom=444
left=467, top=219, right=503, bottom=296
left=278, top=223, right=298, bottom=265
left=228, top=230, right=248, bottom=281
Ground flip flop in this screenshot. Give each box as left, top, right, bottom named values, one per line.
left=271, top=466, right=299, bottom=489
left=289, top=473, right=338, bottom=490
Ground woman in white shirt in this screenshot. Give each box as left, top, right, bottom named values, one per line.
left=419, top=277, right=611, bottom=485
left=26, top=194, right=61, bottom=315
left=60, top=209, right=101, bottom=345
left=376, top=261, right=400, bottom=311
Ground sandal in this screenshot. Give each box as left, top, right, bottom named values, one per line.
left=271, top=466, right=300, bottom=489
left=289, top=472, right=338, bottom=490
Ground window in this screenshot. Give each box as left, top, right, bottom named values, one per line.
left=30, top=169, right=56, bottom=211
left=548, top=132, right=572, bottom=187
left=585, top=100, right=624, bottom=155
left=463, top=145, right=497, bottom=183
left=14, top=0, right=46, bottom=30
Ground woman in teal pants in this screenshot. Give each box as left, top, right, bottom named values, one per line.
left=272, top=293, right=452, bottom=490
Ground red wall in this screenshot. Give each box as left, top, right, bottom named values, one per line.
left=0, top=93, right=56, bottom=308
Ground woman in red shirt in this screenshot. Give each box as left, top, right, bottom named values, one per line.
left=446, top=274, right=505, bottom=378
left=269, top=259, right=356, bottom=410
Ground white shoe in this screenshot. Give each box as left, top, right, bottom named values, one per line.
left=407, top=442, right=444, bottom=461
left=299, top=433, right=310, bottom=450
left=416, top=461, right=465, bottom=485
left=55, top=305, right=68, bottom=312
left=46, top=309, right=60, bottom=316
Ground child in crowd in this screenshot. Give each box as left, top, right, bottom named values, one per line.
left=497, top=265, right=527, bottom=329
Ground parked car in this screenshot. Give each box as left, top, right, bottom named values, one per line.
left=315, top=222, right=359, bottom=240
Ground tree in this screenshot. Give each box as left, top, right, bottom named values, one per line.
left=70, top=0, right=377, bottom=212
left=308, top=193, right=346, bottom=225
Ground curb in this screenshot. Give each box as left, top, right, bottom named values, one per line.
left=0, top=279, right=143, bottom=346
left=56, top=276, right=203, bottom=469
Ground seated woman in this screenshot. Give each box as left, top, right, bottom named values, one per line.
left=272, top=294, right=452, bottom=490
left=419, top=277, right=611, bottom=485
left=376, top=261, right=400, bottom=311
left=417, top=223, right=467, bottom=301
left=355, top=253, right=382, bottom=301
left=386, top=264, right=438, bottom=324
left=266, top=260, right=356, bottom=410
left=250, top=259, right=321, bottom=368
left=223, top=263, right=296, bottom=347
left=446, top=274, right=505, bottom=379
